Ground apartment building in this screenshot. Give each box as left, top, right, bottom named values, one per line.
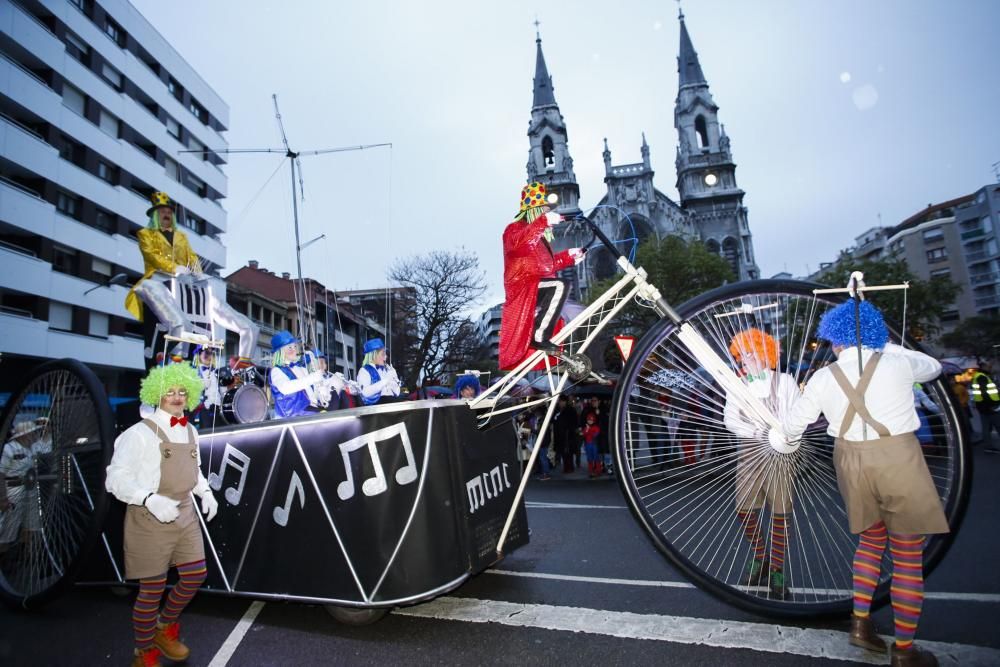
left=0, top=0, right=228, bottom=398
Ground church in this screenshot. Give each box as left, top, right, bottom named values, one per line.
left=525, top=11, right=760, bottom=297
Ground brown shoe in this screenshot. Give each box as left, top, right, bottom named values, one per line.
left=153, top=621, right=190, bottom=661
left=131, top=647, right=162, bottom=667
left=890, top=643, right=938, bottom=666
left=848, top=614, right=887, bottom=653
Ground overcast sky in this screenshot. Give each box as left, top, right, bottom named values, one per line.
left=132, top=0, right=1000, bottom=308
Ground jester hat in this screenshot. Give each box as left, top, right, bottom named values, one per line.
left=513, top=181, right=557, bottom=220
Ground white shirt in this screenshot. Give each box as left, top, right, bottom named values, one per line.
left=784, top=343, right=941, bottom=441
left=105, top=409, right=211, bottom=506
left=724, top=370, right=801, bottom=438
left=269, top=365, right=320, bottom=405
left=358, top=365, right=401, bottom=403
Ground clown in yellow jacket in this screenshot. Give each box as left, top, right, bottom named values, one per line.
left=126, top=191, right=257, bottom=366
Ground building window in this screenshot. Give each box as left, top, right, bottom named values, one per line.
left=926, top=247, right=948, bottom=263
left=49, top=302, right=73, bottom=331
left=97, top=160, right=117, bottom=184
left=168, top=77, right=183, bottom=101
left=184, top=172, right=207, bottom=198
left=922, top=227, right=944, bottom=243
left=347, top=345, right=354, bottom=361
left=64, top=30, right=90, bottom=64
left=186, top=135, right=207, bottom=161
left=56, top=191, right=82, bottom=219
left=189, top=99, right=207, bottom=123
left=164, top=157, right=179, bottom=181
left=100, top=62, right=123, bottom=91
left=52, top=245, right=79, bottom=274
left=57, top=134, right=85, bottom=167
left=92, top=257, right=112, bottom=277
left=104, top=18, right=125, bottom=47
left=181, top=210, right=206, bottom=235
left=930, top=268, right=951, bottom=280
left=940, top=309, right=960, bottom=323
left=983, top=216, right=994, bottom=234
left=62, top=82, right=86, bottom=116
left=98, top=109, right=120, bottom=138
left=695, top=115, right=709, bottom=150
left=88, top=311, right=109, bottom=337
left=166, top=116, right=181, bottom=140
left=94, top=208, right=116, bottom=234
left=68, top=0, right=91, bottom=14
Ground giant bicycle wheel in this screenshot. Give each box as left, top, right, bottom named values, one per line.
left=0, top=359, right=114, bottom=609
left=611, top=279, right=970, bottom=618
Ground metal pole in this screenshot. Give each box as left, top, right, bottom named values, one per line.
left=289, top=154, right=307, bottom=345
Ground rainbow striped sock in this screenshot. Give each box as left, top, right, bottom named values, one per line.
left=737, top=509, right=766, bottom=562
left=852, top=521, right=887, bottom=617
left=133, top=575, right=167, bottom=649
left=889, top=534, right=925, bottom=649
left=770, top=513, right=789, bottom=572
left=158, top=560, right=207, bottom=625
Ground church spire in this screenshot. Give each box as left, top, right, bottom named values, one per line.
left=677, top=9, right=706, bottom=88
left=532, top=27, right=557, bottom=108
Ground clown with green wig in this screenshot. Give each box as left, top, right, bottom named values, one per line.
left=125, top=190, right=258, bottom=367
left=106, top=363, right=219, bottom=667
left=498, top=181, right=584, bottom=370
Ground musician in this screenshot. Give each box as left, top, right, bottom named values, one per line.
left=357, top=338, right=401, bottom=405
left=307, top=348, right=352, bottom=410
left=189, top=345, right=224, bottom=428
left=268, top=330, right=326, bottom=418
left=125, top=190, right=258, bottom=368
left=498, top=181, right=584, bottom=370
left=454, top=374, right=481, bottom=399
left=105, top=363, right=219, bottom=667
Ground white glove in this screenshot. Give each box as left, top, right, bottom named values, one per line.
left=145, top=493, right=180, bottom=523
left=308, top=371, right=326, bottom=384
left=329, top=373, right=347, bottom=392
left=174, top=265, right=190, bottom=276
left=200, top=491, right=219, bottom=522
left=568, top=248, right=585, bottom=265
left=543, top=211, right=564, bottom=226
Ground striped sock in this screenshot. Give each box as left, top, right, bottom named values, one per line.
left=889, top=534, right=925, bottom=649
left=133, top=575, right=167, bottom=649
left=736, top=510, right=766, bottom=562
left=770, top=513, right=789, bottom=572
left=852, top=521, right=888, bottom=617
left=158, top=560, right=207, bottom=625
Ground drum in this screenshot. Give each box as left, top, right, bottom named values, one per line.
left=221, top=384, right=268, bottom=424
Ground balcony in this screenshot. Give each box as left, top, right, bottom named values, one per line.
left=961, top=228, right=986, bottom=241
left=970, top=272, right=1000, bottom=286
left=965, top=249, right=995, bottom=264
left=974, top=293, right=1000, bottom=309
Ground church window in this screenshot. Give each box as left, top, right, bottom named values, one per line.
left=542, top=136, right=555, bottom=169
left=695, top=115, right=709, bottom=150
left=705, top=239, right=720, bottom=255
left=722, top=237, right=740, bottom=275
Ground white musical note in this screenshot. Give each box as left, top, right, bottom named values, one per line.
left=272, top=471, right=305, bottom=527
left=207, top=443, right=250, bottom=506
left=336, top=424, right=418, bottom=500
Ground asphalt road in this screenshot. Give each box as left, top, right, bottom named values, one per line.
left=2, top=447, right=999, bottom=666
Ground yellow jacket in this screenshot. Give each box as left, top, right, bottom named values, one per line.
left=124, top=227, right=201, bottom=321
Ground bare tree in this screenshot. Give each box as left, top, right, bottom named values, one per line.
left=388, top=249, right=487, bottom=388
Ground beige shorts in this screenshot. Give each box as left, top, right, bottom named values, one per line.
left=734, top=448, right=793, bottom=513
left=124, top=498, right=205, bottom=580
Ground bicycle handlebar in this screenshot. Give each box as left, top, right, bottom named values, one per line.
left=577, top=216, right=624, bottom=261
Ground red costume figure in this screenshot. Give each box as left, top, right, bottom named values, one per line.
left=499, top=182, right=584, bottom=370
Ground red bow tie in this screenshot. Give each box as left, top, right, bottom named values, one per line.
left=170, top=415, right=188, bottom=427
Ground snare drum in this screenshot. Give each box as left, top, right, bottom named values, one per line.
left=221, top=384, right=268, bottom=424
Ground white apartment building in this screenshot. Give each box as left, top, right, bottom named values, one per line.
left=0, top=0, right=228, bottom=399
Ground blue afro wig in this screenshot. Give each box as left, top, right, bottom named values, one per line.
left=454, top=374, right=481, bottom=396
left=817, top=300, right=889, bottom=349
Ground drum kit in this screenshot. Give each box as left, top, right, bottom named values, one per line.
left=217, top=365, right=268, bottom=425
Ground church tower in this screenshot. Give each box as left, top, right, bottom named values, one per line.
left=674, top=10, right=759, bottom=279
left=525, top=28, right=581, bottom=219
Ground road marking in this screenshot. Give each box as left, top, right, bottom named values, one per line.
left=207, top=600, right=266, bottom=667
left=525, top=501, right=627, bottom=509
left=395, top=596, right=1000, bottom=666
left=488, top=569, right=1000, bottom=603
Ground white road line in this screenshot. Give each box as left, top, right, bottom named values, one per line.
left=525, top=501, right=627, bottom=509
left=487, top=569, right=1000, bottom=604
left=207, top=600, right=266, bottom=667
left=395, top=596, right=1000, bottom=666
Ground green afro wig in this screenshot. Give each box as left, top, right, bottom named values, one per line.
left=140, top=363, right=204, bottom=411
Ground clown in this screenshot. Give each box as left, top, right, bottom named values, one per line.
left=358, top=338, right=401, bottom=405
left=783, top=300, right=946, bottom=666
left=105, top=363, right=219, bottom=667
left=268, top=331, right=326, bottom=418
left=498, top=182, right=584, bottom=370
left=722, top=328, right=801, bottom=599
left=454, top=373, right=481, bottom=399
left=125, top=190, right=258, bottom=367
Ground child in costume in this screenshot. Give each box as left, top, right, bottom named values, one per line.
left=498, top=182, right=584, bottom=369
left=268, top=331, right=326, bottom=418
left=723, top=328, right=801, bottom=599
left=357, top=338, right=402, bottom=405
left=783, top=300, right=946, bottom=667
left=105, top=363, right=219, bottom=667
left=126, top=191, right=258, bottom=368
left=581, top=413, right=601, bottom=478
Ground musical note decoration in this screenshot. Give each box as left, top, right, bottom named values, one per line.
left=336, top=424, right=418, bottom=501
left=208, top=442, right=251, bottom=506
left=272, top=471, right=305, bottom=527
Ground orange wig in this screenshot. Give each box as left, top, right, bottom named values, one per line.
left=729, top=328, right=778, bottom=370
